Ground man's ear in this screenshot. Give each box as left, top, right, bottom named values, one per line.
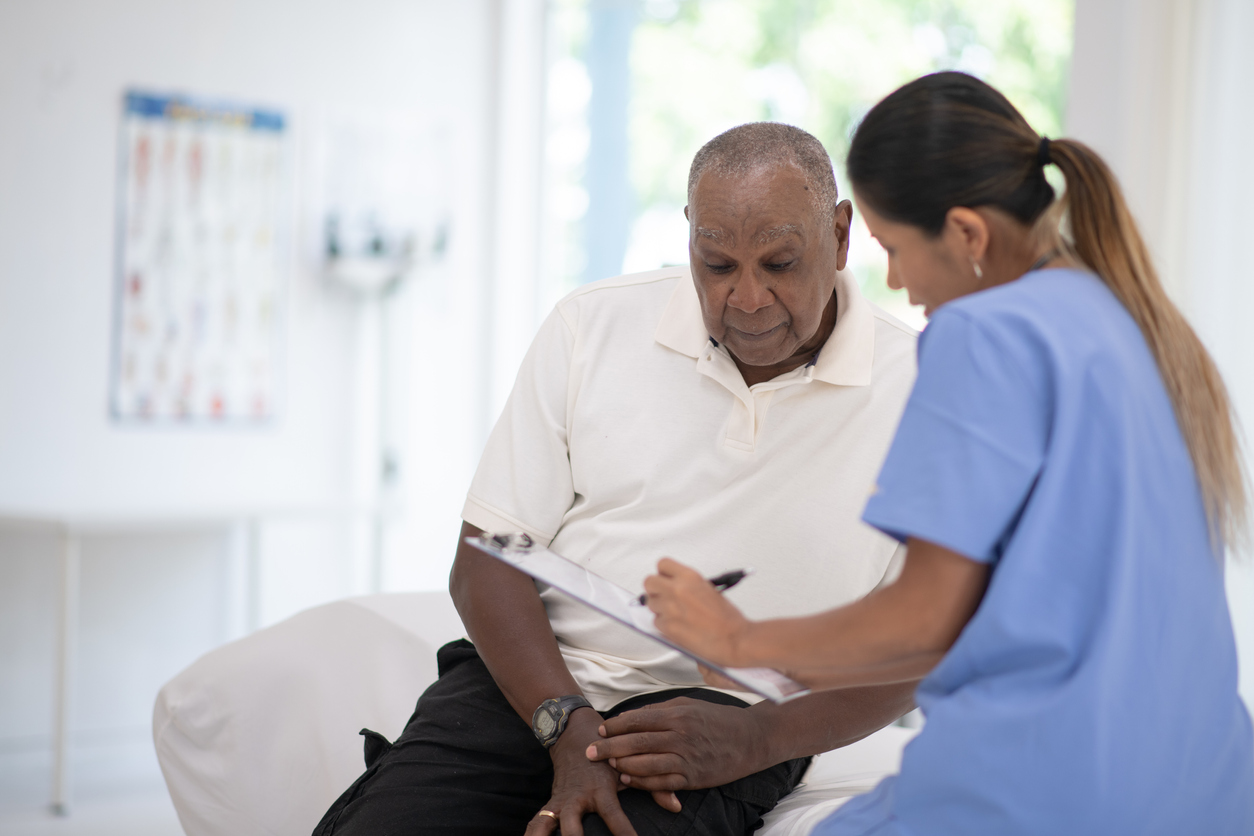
left=833, top=199, right=853, bottom=271
left=944, top=207, right=990, bottom=265
left=684, top=205, right=690, bottom=221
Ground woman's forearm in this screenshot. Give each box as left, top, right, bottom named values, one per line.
left=734, top=587, right=943, bottom=677
left=730, top=539, right=989, bottom=689
left=784, top=654, right=946, bottom=690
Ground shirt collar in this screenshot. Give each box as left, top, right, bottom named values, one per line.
left=653, top=268, right=876, bottom=387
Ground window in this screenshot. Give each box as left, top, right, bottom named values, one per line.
left=542, top=0, right=1074, bottom=328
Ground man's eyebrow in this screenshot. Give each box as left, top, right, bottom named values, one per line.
left=694, top=226, right=731, bottom=243
left=753, top=224, right=803, bottom=245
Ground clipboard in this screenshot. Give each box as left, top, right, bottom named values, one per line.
left=466, top=532, right=811, bottom=704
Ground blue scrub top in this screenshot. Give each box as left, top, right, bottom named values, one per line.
left=816, top=269, right=1254, bottom=835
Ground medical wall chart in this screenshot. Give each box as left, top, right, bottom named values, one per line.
left=111, top=91, right=286, bottom=422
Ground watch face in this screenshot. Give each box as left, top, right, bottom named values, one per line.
left=536, top=708, right=557, bottom=737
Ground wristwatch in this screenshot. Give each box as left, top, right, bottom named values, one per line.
left=531, top=695, right=593, bottom=748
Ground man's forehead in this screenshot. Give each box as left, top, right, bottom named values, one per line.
left=691, top=162, right=805, bottom=199
left=689, top=165, right=818, bottom=243
left=694, top=223, right=804, bottom=246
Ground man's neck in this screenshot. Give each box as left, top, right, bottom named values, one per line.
left=731, top=291, right=838, bottom=388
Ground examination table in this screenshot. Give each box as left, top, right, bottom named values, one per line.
left=153, top=592, right=916, bottom=835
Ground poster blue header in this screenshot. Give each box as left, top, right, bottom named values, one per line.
left=124, top=91, right=285, bottom=132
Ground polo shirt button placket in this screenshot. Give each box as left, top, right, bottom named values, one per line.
left=725, top=396, right=756, bottom=451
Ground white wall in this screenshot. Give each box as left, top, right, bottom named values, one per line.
left=1067, top=0, right=1254, bottom=706
left=365, top=0, right=551, bottom=593
left=0, top=0, right=492, bottom=516
left=0, top=0, right=494, bottom=809
left=1181, top=0, right=1254, bottom=707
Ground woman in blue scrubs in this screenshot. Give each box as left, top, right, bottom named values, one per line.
left=641, top=72, right=1254, bottom=834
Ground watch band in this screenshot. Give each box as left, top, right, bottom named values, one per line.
left=531, top=695, right=593, bottom=748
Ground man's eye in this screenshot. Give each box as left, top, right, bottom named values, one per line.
left=705, top=263, right=734, bottom=274
left=765, top=260, right=794, bottom=271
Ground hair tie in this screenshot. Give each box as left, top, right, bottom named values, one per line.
left=1037, top=137, right=1052, bottom=168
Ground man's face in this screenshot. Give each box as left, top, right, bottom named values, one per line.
left=687, top=165, right=851, bottom=369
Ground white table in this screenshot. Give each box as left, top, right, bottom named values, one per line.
left=0, top=506, right=383, bottom=817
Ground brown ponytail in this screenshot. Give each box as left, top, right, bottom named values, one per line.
left=848, top=72, right=1248, bottom=550
left=1048, top=139, right=1247, bottom=548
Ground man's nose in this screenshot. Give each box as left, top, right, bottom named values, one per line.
left=727, top=270, right=774, bottom=314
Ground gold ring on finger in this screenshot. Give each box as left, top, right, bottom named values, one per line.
left=539, top=810, right=558, bottom=820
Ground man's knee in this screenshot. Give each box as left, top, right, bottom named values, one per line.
left=578, top=787, right=761, bottom=836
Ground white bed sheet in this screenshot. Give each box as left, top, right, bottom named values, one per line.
left=153, top=592, right=914, bottom=836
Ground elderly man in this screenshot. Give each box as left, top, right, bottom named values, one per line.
left=313, top=123, right=918, bottom=836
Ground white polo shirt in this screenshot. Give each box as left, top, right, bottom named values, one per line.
left=463, top=267, right=917, bottom=710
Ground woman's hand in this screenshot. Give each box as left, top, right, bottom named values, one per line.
left=643, top=558, right=753, bottom=667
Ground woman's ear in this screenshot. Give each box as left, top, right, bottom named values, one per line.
left=944, top=207, right=990, bottom=265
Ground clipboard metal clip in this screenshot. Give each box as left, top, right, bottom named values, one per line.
left=483, top=531, right=535, bottom=553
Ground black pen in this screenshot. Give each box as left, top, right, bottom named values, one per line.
left=634, top=568, right=753, bottom=605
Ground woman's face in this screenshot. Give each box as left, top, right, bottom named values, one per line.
left=857, top=196, right=982, bottom=319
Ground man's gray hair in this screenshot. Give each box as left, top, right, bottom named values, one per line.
left=687, top=123, right=839, bottom=224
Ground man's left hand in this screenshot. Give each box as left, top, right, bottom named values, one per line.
left=584, top=697, right=769, bottom=807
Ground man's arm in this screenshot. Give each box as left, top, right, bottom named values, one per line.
left=452, top=524, right=907, bottom=822
left=449, top=521, right=583, bottom=719
left=755, top=680, right=917, bottom=759
left=586, top=681, right=916, bottom=793
left=587, top=539, right=987, bottom=793
left=448, top=521, right=646, bottom=836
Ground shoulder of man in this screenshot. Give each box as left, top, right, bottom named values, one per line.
left=552, top=267, right=688, bottom=331
left=866, top=302, right=918, bottom=340
left=867, top=301, right=918, bottom=347
left=867, top=289, right=917, bottom=350
left=860, top=297, right=920, bottom=391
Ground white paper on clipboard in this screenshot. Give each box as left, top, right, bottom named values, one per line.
left=467, top=533, right=811, bottom=704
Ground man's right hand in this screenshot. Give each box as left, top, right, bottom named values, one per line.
left=452, top=522, right=619, bottom=830
left=452, top=522, right=670, bottom=833
left=525, top=709, right=639, bottom=836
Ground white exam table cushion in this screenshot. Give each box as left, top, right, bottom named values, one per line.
left=153, top=592, right=912, bottom=836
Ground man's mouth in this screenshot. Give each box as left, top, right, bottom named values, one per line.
left=729, top=323, right=784, bottom=342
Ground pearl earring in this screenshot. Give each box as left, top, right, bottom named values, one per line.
left=970, top=258, right=983, bottom=280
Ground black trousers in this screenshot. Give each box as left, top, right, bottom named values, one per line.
left=312, top=640, right=809, bottom=836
